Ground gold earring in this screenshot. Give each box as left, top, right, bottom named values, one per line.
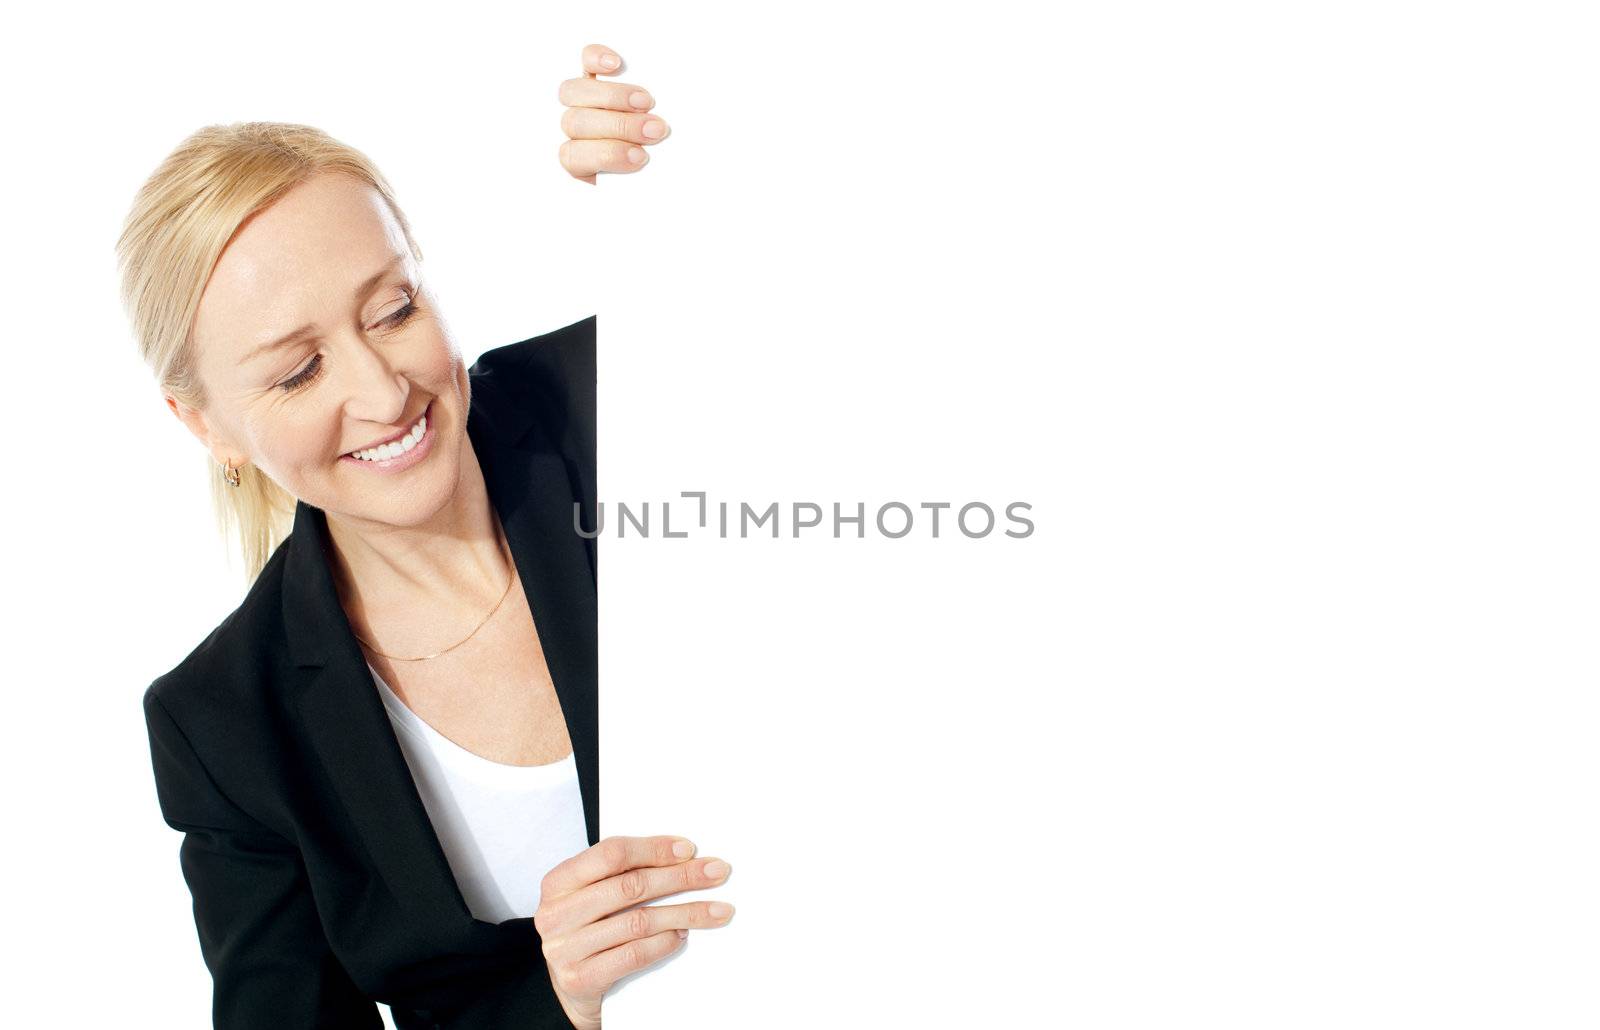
left=221, top=458, right=242, bottom=487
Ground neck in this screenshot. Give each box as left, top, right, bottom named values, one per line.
left=323, top=441, right=512, bottom=641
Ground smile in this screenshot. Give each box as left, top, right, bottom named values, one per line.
left=341, top=400, right=435, bottom=471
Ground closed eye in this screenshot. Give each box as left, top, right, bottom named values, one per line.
left=279, top=353, right=322, bottom=393
left=385, top=299, right=419, bottom=328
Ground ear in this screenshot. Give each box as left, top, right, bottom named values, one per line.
left=165, top=394, right=247, bottom=468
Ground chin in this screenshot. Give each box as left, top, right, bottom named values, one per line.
left=375, top=463, right=458, bottom=527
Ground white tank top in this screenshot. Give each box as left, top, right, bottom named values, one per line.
left=368, top=662, right=589, bottom=924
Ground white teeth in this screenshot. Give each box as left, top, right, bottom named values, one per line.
left=350, top=412, right=427, bottom=462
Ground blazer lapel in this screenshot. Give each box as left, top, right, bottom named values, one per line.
left=283, top=377, right=598, bottom=935
left=285, top=502, right=477, bottom=932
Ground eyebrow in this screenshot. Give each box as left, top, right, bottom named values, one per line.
left=242, top=254, right=408, bottom=364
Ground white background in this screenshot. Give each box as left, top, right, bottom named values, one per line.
left=3, top=1, right=1597, bottom=1027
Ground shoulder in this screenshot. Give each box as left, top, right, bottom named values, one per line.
left=468, top=314, right=595, bottom=416
left=143, top=539, right=291, bottom=734
left=142, top=542, right=299, bottom=833
left=468, top=315, right=596, bottom=484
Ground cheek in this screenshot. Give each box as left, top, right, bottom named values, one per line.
left=427, top=349, right=469, bottom=406
left=427, top=339, right=463, bottom=382
left=255, top=410, right=345, bottom=469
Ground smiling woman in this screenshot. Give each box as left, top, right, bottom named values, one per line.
left=117, top=44, right=731, bottom=1030
left=117, top=124, right=428, bottom=580
left=149, top=164, right=476, bottom=568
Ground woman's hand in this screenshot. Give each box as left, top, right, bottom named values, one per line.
left=536, top=835, right=734, bottom=1030
left=558, top=44, right=671, bottom=184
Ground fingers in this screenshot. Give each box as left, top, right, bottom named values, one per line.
left=568, top=899, right=736, bottom=960
left=540, top=835, right=695, bottom=903
left=551, top=855, right=733, bottom=933
left=562, top=44, right=666, bottom=183
left=535, top=836, right=736, bottom=1007
left=581, top=44, right=623, bottom=78
left=560, top=107, right=670, bottom=145
left=559, top=139, right=649, bottom=180
left=552, top=927, right=686, bottom=1001
left=558, top=77, right=654, bottom=113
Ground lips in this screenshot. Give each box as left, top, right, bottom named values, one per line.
left=344, top=400, right=431, bottom=457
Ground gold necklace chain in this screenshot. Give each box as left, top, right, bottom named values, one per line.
left=350, top=525, right=517, bottom=662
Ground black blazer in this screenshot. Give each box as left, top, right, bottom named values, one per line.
left=142, top=315, right=598, bottom=1030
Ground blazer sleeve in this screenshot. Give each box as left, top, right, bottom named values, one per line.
left=144, top=686, right=382, bottom=1030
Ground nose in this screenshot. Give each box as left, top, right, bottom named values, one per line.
left=337, top=327, right=411, bottom=426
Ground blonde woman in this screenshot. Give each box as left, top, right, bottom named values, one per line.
left=122, top=45, right=729, bottom=1030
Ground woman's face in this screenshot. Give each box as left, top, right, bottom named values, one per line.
left=177, top=170, right=471, bottom=530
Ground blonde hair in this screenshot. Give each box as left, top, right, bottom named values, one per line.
left=116, top=122, right=424, bottom=585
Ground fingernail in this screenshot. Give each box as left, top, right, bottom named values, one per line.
left=707, top=902, right=734, bottom=920
left=676, top=928, right=689, bottom=940
left=703, top=859, right=729, bottom=879
left=629, top=91, right=653, bottom=109
left=672, top=839, right=696, bottom=859
left=628, top=147, right=646, bottom=164
left=600, top=54, right=619, bottom=69
left=642, top=119, right=665, bottom=140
